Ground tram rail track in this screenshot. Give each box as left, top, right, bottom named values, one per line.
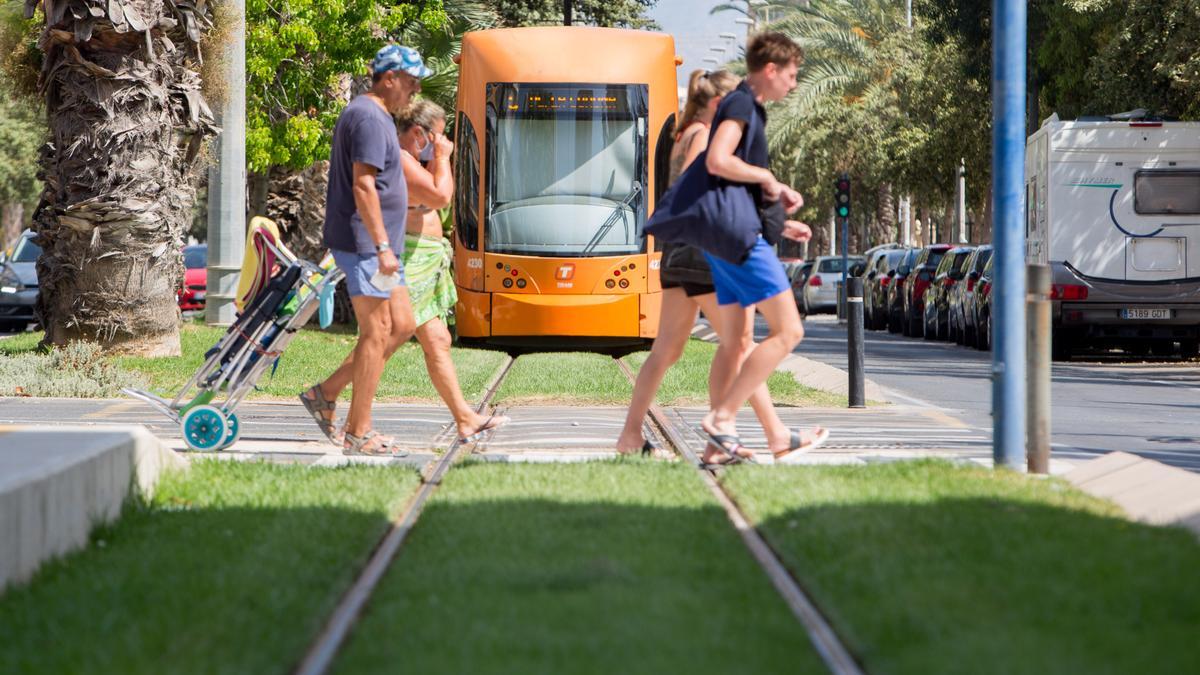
left=614, top=358, right=866, bottom=675
left=292, top=356, right=515, bottom=675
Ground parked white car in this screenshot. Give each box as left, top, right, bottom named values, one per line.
left=803, top=255, right=864, bottom=314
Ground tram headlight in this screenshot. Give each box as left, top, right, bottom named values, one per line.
left=619, top=279, right=629, bottom=289
left=503, top=278, right=513, bottom=288
left=516, top=278, right=526, bottom=289
left=605, top=279, right=616, bottom=289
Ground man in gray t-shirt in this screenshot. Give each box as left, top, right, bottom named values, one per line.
left=300, top=44, right=433, bottom=457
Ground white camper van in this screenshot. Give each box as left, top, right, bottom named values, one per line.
left=1026, top=112, right=1200, bottom=357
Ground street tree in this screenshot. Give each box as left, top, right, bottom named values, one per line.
left=490, top=0, right=658, bottom=28
left=20, top=0, right=220, bottom=355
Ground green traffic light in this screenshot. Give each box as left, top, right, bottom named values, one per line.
left=837, top=206, right=849, bottom=217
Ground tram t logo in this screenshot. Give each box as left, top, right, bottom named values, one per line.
left=556, top=264, right=575, bottom=281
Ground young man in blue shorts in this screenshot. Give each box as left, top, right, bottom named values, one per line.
left=700, top=32, right=829, bottom=466
left=299, top=44, right=431, bottom=456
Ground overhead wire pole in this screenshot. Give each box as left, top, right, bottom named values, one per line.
left=205, top=0, right=246, bottom=326
left=991, top=0, right=1027, bottom=470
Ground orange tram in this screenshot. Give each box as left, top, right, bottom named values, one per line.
left=451, top=27, right=679, bottom=349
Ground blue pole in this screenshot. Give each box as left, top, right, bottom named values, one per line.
left=840, top=215, right=848, bottom=316
left=991, top=0, right=1026, bottom=470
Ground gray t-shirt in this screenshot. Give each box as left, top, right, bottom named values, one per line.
left=323, top=95, right=407, bottom=254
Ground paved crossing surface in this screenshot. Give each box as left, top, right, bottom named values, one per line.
left=0, top=395, right=1074, bottom=471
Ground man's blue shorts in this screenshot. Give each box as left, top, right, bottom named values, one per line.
left=704, top=237, right=791, bottom=307
left=331, top=249, right=406, bottom=299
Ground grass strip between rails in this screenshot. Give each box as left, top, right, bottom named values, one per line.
left=0, top=461, right=420, bottom=675
left=624, top=339, right=846, bottom=407
left=721, top=460, right=1200, bottom=675
left=333, top=461, right=828, bottom=675
left=2, top=323, right=508, bottom=402
left=492, top=351, right=631, bottom=405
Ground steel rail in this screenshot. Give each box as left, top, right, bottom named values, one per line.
left=292, top=356, right=515, bottom=675
left=614, top=358, right=866, bottom=675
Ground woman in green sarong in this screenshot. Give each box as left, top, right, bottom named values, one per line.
left=398, top=101, right=508, bottom=442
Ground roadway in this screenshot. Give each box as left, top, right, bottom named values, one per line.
left=787, top=314, right=1200, bottom=472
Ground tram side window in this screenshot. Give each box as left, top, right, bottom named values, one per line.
left=651, top=114, right=675, bottom=253
left=455, top=112, right=481, bottom=250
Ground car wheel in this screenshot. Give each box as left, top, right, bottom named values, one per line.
left=975, top=315, right=988, bottom=350
left=887, top=309, right=899, bottom=333
left=1180, top=339, right=1199, bottom=359
left=1150, top=341, right=1176, bottom=358
left=923, top=307, right=936, bottom=340
left=1051, top=332, right=1073, bottom=361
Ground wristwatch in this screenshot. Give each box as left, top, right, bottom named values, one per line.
left=375, top=242, right=391, bottom=253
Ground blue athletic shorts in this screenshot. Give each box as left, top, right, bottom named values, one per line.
left=331, top=249, right=406, bottom=299
left=704, top=237, right=791, bottom=307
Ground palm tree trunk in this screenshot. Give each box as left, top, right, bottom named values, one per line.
left=27, top=0, right=217, bottom=355
left=875, top=182, right=895, bottom=244
left=2, top=202, right=25, bottom=245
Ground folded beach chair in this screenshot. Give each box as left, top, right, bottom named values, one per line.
left=125, top=217, right=344, bottom=451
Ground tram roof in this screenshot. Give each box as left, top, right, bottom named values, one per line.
left=459, top=27, right=679, bottom=83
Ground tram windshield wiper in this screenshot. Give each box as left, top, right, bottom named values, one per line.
left=582, top=182, right=642, bottom=256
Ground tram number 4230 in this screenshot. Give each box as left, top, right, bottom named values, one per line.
left=1121, top=308, right=1171, bottom=320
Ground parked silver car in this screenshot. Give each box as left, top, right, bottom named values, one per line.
left=0, top=230, right=40, bottom=332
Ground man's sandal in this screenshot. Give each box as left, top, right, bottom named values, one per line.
left=772, top=426, right=830, bottom=464
left=300, top=384, right=339, bottom=444
left=343, top=430, right=409, bottom=457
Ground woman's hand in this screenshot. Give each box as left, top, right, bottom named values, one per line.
left=761, top=177, right=786, bottom=202
left=434, top=133, right=454, bottom=160
left=782, top=220, right=812, bottom=242
left=781, top=187, right=803, bottom=214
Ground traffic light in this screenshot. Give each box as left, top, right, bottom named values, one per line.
left=835, top=174, right=851, bottom=220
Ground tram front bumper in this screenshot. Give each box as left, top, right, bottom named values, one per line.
left=491, top=292, right=641, bottom=337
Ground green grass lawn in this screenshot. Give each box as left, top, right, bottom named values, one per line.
left=492, top=351, right=631, bottom=405
left=624, top=339, right=846, bottom=407
left=721, top=460, right=1200, bottom=675
left=2, top=324, right=509, bottom=402
left=332, top=460, right=827, bottom=675
left=0, top=461, right=419, bottom=675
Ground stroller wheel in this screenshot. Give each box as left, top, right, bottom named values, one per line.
left=218, top=412, right=241, bottom=450
left=182, top=405, right=228, bottom=452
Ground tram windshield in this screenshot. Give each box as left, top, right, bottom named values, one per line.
left=486, top=83, right=649, bottom=257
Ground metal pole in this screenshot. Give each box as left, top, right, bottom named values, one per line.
left=839, top=215, right=848, bottom=321
left=901, top=197, right=911, bottom=246
left=847, top=277, right=866, bottom=408
left=906, top=0, right=912, bottom=29
left=957, top=159, right=968, bottom=243
left=205, top=0, right=246, bottom=326
left=1026, top=264, right=1051, bottom=473
left=564, top=0, right=573, bottom=25
left=991, top=0, right=1027, bottom=470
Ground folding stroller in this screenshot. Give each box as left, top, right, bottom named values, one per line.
left=125, top=217, right=344, bottom=451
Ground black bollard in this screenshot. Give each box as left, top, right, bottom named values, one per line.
left=846, top=277, right=866, bottom=408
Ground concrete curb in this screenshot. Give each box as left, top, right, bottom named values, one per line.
left=690, top=322, right=886, bottom=401
left=1065, top=451, right=1200, bottom=538
left=0, top=425, right=185, bottom=592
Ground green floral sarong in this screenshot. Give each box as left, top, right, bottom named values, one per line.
left=402, top=234, right=457, bottom=327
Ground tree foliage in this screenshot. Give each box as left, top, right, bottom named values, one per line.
left=244, top=0, right=448, bottom=174
left=754, top=0, right=1200, bottom=252
left=0, top=82, right=43, bottom=211
left=491, top=0, right=658, bottom=29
